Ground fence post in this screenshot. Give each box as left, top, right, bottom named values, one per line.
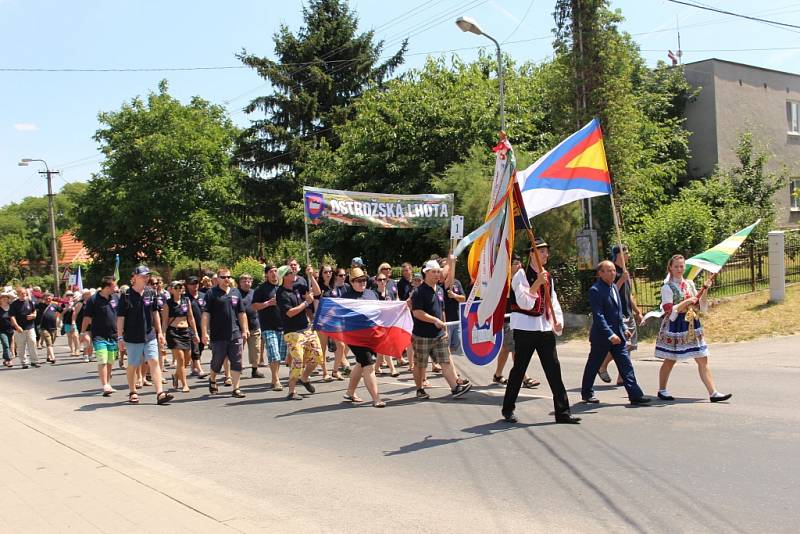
left=768, top=231, right=785, bottom=303
left=749, top=244, right=756, bottom=292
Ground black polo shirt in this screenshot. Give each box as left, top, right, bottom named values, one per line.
left=0, top=306, right=14, bottom=335
left=442, top=279, right=465, bottom=322
left=397, top=277, right=413, bottom=301
left=411, top=282, right=445, bottom=338
left=186, top=291, right=206, bottom=332
left=84, top=292, right=119, bottom=339
left=238, top=287, right=260, bottom=332
left=253, top=281, right=282, bottom=331
left=118, top=287, right=160, bottom=343
left=204, top=286, right=245, bottom=342
left=9, top=299, right=35, bottom=330
left=277, top=285, right=308, bottom=333
left=614, top=264, right=633, bottom=317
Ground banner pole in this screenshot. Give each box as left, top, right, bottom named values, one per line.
left=304, top=216, right=311, bottom=267
left=524, top=226, right=556, bottom=330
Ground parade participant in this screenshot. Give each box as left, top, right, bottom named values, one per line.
left=654, top=254, right=732, bottom=403
left=328, top=267, right=351, bottom=378
left=185, top=276, right=209, bottom=379
left=597, top=245, right=644, bottom=386
left=502, top=239, right=580, bottom=424
left=0, top=291, right=15, bottom=367
left=62, top=291, right=81, bottom=357
left=342, top=268, right=386, bottom=407
left=581, top=261, right=650, bottom=405
left=376, top=263, right=398, bottom=297
left=397, top=262, right=414, bottom=301
left=74, top=288, right=94, bottom=363
left=161, top=281, right=200, bottom=393
left=316, top=264, right=344, bottom=380
left=238, top=273, right=264, bottom=379
left=36, top=292, right=61, bottom=364
left=9, top=286, right=40, bottom=369
left=373, top=271, right=399, bottom=378
left=411, top=259, right=471, bottom=400
left=287, top=258, right=308, bottom=291
left=116, top=266, right=173, bottom=405
left=277, top=264, right=323, bottom=400
left=149, top=275, right=169, bottom=380
left=200, top=276, right=213, bottom=291
left=252, top=264, right=286, bottom=391
left=202, top=267, right=248, bottom=398
left=441, top=261, right=466, bottom=355
left=82, top=276, right=120, bottom=396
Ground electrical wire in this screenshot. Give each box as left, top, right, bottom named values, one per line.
left=665, top=0, right=800, bottom=30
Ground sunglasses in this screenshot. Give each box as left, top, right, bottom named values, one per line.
left=323, top=270, right=333, bottom=274
left=353, top=278, right=368, bottom=283
left=376, top=278, right=387, bottom=282
left=336, top=274, right=346, bottom=277
left=219, top=275, right=232, bottom=279
left=381, top=267, right=391, bottom=271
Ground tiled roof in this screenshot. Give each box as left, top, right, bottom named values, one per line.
left=58, top=232, right=91, bottom=265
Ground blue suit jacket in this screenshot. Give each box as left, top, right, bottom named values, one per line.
left=589, top=280, right=627, bottom=344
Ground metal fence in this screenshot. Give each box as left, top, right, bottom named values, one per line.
left=632, top=243, right=778, bottom=313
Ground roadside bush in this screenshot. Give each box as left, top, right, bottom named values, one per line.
left=231, top=257, right=265, bottom=285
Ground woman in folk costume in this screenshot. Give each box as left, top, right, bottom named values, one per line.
left=654, top=254, right=732, bottom=403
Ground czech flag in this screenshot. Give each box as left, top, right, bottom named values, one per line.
left=312, top=298, right=412, bottom=357
left=517, top=119, right=612, bottom=219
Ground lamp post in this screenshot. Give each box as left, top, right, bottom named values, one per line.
left=456, top=16, right=505, bottom=131
left=18, top=158, right=61, bottom=297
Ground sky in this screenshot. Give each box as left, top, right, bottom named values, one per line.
left=3, top=0, right=800, bottom=207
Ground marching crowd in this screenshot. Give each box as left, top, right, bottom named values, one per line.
left=0, top=238, right=731, bottom=423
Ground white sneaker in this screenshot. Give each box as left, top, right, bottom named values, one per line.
left=83, top=355, right=90, bottom=363
left=107, top=385, right=117, bottom=392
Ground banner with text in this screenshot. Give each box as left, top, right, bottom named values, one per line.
left=303, top=186, right=454, bottom=228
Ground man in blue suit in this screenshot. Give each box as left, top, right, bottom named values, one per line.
left=581, top=261, right=650, bottom=405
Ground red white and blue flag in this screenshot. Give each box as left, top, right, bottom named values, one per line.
left=312, top=298, right=412, bottom=357
left=517, top=119, right=612, bottom=220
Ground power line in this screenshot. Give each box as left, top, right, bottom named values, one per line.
left=665, top=0, right=800, bottom=30
left=502, top=0, right=536, bottom=44
left=0, top=65, right=248, bottom=73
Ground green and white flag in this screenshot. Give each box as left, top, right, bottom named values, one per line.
left=684, top=220, right=761, bottom=280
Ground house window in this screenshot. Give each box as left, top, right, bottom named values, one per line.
left=791, top=179, right=800, bottom=210
left=787, top=101, right=800, bottom=134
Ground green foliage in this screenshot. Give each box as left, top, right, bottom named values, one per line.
left=628, top=198, right=713, bottom=275
left=235, top=0, right=407, bottom=249
left=76, top=80, right=243, bottom=268
left=0, top=234, right=29, bottom=283
left=231, top=257, right=265, bottom=285
left=19, top=274, right=55, bottom=292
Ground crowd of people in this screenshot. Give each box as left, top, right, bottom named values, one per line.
left=0, top=239, right=731, bottom=422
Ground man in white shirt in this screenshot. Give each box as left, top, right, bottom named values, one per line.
left=502, top=239, right=580, bottom=424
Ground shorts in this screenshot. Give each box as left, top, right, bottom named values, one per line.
left=190, top=338, right=204, bottom=361
left=503, top=321, right=514, bottom=352
left=284, top=329, right=323, bottom=379
left=64, top=324, right=74, bottom=333
left=262, top=329, right=287, bottom=364
left=125, top=339, right=159, bottom=367
left=351, top=345, right=377, bottom=367
left=210, top=338, right=243, bottom=373
left=166, top=326, right=192, bottom=350
left=623, top=316, right=638, bottom=352
left=41, top=329, right=57, bottom=347
left=446, top=323, right=462, bottom=354
left=92, top=337, right=118, bottom=364
left=412, top=334, right=450, bottom=367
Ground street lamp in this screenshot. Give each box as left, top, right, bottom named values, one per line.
left=18, top=158, right=61, bottom=297
left=456, top=15, right=505, bottom=131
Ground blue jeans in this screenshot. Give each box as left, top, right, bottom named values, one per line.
left=0, top=332, right=10, bottom=360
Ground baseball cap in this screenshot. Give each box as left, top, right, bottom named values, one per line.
left=132, top=265, right=150, bottom=276
left=277, top=265, right=293, bottom=280
left=351, top=257, right=365, bottom=267
left=422, top=259, right=442, bottom=273
left=186, top=276, right=199, bottom=284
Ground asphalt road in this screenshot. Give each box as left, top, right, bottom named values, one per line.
left=1, top=334, right=798, bottom=533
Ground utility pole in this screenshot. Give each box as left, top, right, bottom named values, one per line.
left=18, top=158, right=61, bottom=297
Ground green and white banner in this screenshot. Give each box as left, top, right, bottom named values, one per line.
left=303, top=186, right=454, bottom=228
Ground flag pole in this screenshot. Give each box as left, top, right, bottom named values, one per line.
left=524, top=226, right=557, bottom=330
left=303, top=216, right=311, bottom=267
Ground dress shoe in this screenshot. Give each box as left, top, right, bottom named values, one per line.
left=555, top=414, right=581, bottom=424
left=630, top=396, right=651, bottom=405
left=710, top=393, right=732, bottom=402
left=657, top=392, right=674, bottom=401
left=501, top=411, right=518, bottom=423
left=582, top=396, right=600, bottom=404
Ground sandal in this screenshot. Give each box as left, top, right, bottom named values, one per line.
left=128, top=392, right=139, bottom=404
left=232, top=389, right=246, bottom=398
left=598, top=370, right=612, bottom=383
left=343, top=393, right=364, bottom=403
left=143, top=379, right=153, bottom=387
left=172, top=374, right=178, bottom=389
left=522, top=377, right=541, bottom=388
left=390, top=371, right=400, bottom=378
left=272, top=383, right=284, bottom=391
left=322, top=375, right=335, bottom=383
left=223, top=376, right=233, bottom=387
left=493, top=374, right=508, bottom=385
left=209, top=378, right=219, bottom=395
left=373, top=400, right=386, bottom=408
left=332, top=373, right=344, bottom=381
left=156, top=391, right=174, bottom=405
left=181, top=385, right=190, bottom=393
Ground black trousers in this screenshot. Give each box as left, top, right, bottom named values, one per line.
left=502, top=329, right=571, bottom=417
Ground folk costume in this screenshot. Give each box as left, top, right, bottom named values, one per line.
left=654, top=278, right=709, bottom=360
